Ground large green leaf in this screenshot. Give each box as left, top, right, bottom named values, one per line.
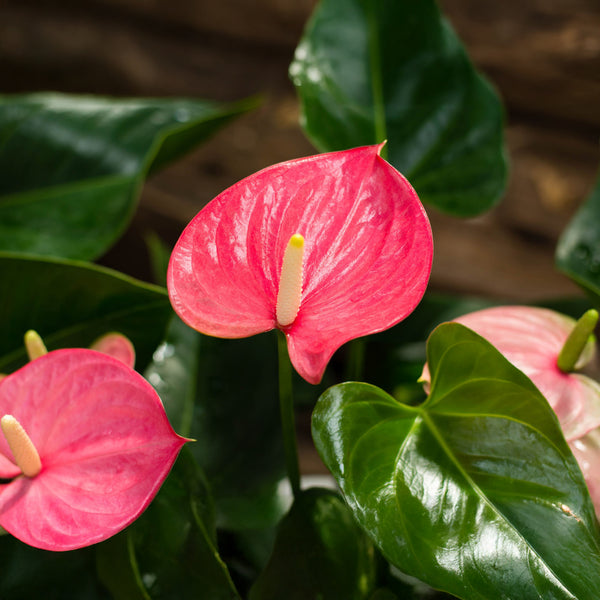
left=0, top=253, right=171, bottom=373
left=556, top=169, right=600, bottom=305
left=249, top=488, right=377, bottom=600
left=290, top=0, right=507, bottom=216
left=97, top=448, right=240, bottom=600
left=313, top=323, right=600, bottom=599
left=0, top=92, right=257, bottom=260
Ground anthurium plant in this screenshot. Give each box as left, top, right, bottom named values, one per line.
left=0, top=0, right=599, bottom=598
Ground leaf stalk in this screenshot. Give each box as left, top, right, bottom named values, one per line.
left=277, top=331, right=301, bottom=498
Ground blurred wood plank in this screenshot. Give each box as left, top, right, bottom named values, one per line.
left=0, top=0, right=598, bottom=303
left=441, top=0, right=600, bottom=127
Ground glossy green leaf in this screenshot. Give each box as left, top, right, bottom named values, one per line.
left=290, top=0, right=507, bottom=216
left=313, top=323, right=600, bottom=599
left=0, top=539, right=108, bottom=600
left=0, top=253, right=171, bottom=373
left=145, top=317, right=289, bottom=531
left=556, top=169, right=600, bottom=305
left=0, top=92, right=257, bottom=260
left=249, top=488, right=377, bottom=600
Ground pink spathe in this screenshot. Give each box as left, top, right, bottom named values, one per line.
left=168, top=144, right=433, bottom=384
left=0, top=349, right=186, bottom=551
left=90, top=332, right=136, bottom=368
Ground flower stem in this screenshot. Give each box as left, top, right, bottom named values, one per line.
left=557, top=309, right=599, bottom=372
left=345, top=338, right=365, bottom=381
left=277, top=330, right=301, bottom=498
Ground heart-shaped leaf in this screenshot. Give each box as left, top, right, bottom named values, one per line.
left=556, top=169, right=600, bottom=305
left=313, top=323, right=600, bottom=599
left=249, top=488, right=377, bottom=600
left=0, top=253, right=171, bottom=373
left=290, top=0, right=507, bottom=216
left=0, top=92, right=257, bottom=260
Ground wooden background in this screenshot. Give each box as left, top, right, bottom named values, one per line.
left=1, top=0, right=599, bottom=302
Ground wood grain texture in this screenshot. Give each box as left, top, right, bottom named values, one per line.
left=0, top=0, right=598, bottom=302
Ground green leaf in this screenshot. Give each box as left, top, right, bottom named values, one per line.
left=0, top=253, right=171, bottom=373
left=0, top=539, right=108, bottom=600
left=312, top=322, right=600, bottom=599
left=0, top=92, right=258, bottom=260
left=145, top=318, right=289, bottom=531
left=290, top=0, right=507, bottom=216
left=556, top=169, right=600, bottom=305
left=249, top=488, right=377, bottom=600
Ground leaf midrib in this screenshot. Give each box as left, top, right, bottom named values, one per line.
left=420, top=410, right=575, bottom=597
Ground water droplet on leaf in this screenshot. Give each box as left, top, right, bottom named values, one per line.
left=174, top=108, right=191, bottom=123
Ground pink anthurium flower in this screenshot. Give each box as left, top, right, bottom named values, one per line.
left=167, top=144, right=433, bottom=384
left=0, top=348, right=186, bottom=551
left=421, top=305, right=600, bottom=513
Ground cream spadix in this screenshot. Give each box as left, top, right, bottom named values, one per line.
left=276, top=234, right=304, bottom=327
left=24, top=330, right=47, bottom=361
left=0, top=414, right=41, bottom=477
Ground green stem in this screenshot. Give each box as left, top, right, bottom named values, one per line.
left=557, top=309, right=599, bottom=372
left=345, top=338, right=365, bottom=381
left=277, top=331, right=301, bottom=498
